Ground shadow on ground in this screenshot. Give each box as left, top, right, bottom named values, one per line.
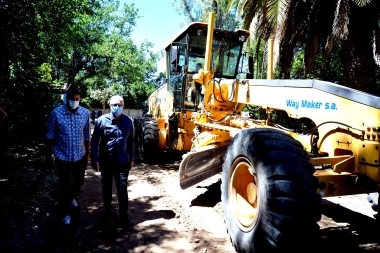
left=314, top=199, right=380, bottom=252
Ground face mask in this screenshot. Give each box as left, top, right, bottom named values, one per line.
left=68, top=100, right=79, bottom=109
left=111, top=105, right=123, bottom=116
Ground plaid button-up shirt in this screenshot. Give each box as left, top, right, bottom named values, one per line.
left=46, top=105, right=90, bottom=162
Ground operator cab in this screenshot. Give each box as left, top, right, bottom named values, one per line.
left=165, top=22, right=249, bottom=112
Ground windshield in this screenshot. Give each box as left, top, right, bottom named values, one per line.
left=188, top=35, right=243, bottom=77
left=165, top=26, right=246, bottom=112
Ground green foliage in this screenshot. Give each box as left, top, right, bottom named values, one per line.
left=0, top=0, right=93, bottom=140
left=88, top=87, right=113, bottom=106
left=171, top=0, right=241, bottom=30
left=72, top=2, right=160, bottom=109
left=0, top=0, right=162, bottom=141
left=38, top=63, right=53, bottom=84
left=289, top=45, right=344, bottom=85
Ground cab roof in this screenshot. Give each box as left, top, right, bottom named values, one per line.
left=164, top=22, right=250, bottom=50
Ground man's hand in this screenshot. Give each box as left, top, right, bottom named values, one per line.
left=85, top=151, right=90, bottom=161
left=91, top=161, right=100, bottom=172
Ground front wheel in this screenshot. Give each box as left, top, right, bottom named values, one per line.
left=221, top=128, right=321, bottom=253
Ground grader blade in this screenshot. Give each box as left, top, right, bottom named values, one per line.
left=179, top=145, right=228, bottom=190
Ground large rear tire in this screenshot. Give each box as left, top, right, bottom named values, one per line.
left=134, top=118, right=159, bottom=163
left=221, top=128, right=321, bottom=253
left=133, top=117, right=144, bottom=162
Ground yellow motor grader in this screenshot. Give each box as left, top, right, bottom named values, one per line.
left=133, top=12, right=380, bottom=253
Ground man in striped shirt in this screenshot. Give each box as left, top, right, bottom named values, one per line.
left=46, top=85, right=90, bottom=225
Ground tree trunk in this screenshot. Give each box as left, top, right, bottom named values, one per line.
left=343, top=3, right=376, bottom=94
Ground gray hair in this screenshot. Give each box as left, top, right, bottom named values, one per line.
left=109, top=95, right=124, bottom=105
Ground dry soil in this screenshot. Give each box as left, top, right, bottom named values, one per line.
left=1, top=143, right=380, bottom=253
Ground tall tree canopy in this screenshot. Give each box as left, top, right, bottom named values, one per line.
left=230, top=0, right=380, bottom=94
left=0, top=0, right=94, bottom=139
left=172, top=0, right=240, bottom=29
left=0, top=0, right=160, bottom=140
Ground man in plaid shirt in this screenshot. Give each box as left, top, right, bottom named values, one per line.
left=46, top=85, right=90, bottom=225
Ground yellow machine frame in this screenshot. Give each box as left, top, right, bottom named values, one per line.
left=145, top=13, right=380, bottom=198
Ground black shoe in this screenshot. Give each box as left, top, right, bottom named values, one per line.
left=101, top=209, right=112, bottom=225
left=121, top=219, right=134, bottom=230
left=127, top=219, right=134, bottom=226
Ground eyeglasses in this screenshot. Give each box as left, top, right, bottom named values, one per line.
left=111, top=104, right=123, bottom=107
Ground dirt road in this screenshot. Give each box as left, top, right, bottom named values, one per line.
left=1, top=143, right=380, bottom=253
left=72, top=160, right=380, bottom=253
left=73, top=160, right=236, bottom=253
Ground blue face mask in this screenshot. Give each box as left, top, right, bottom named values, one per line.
left=111, top=105, right=123, bottom=116
left=68, top=100, right=79, bottom=109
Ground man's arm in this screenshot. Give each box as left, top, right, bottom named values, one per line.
left=127, top=118, right=134, bottom=167
left=84, top=141, right=90, bottom=158
left=83, top=111, right=91, bottom=158
left=90, top=119, right=101, bottom=171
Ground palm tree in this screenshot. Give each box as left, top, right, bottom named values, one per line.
left=172, top=0, right=241, bottom=29
left=230, top=0, right=380, bottom=94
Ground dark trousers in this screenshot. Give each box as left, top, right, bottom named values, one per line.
left=100, top=162, right=131, bottom=222
left=55, top=155, right=87, bottom=213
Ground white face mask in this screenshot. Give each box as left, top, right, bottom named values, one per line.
left=69, top=100, right=79, bottom=109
